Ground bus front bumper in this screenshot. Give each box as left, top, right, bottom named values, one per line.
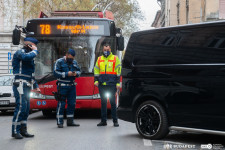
left=30, top=98, right=112, bottom=110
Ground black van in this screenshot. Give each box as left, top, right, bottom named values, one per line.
left=117, top=21, right=225, bottom=139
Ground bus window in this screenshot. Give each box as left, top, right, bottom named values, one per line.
left=94, top=37, right=117, bottom=64
left=35, top=41, right=54, bottom=78
left=35, top=36, right=116, bottom=77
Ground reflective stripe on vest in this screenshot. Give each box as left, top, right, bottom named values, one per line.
left=98, top=56, right=117, bottom=75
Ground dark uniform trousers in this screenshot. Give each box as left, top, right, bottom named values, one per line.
left=98, top=84, right=117, bottom=122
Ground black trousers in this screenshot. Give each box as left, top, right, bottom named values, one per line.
left=98, top=85, right=117, bottom=122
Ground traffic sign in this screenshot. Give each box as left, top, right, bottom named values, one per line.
left=8, top=52, right=11, bottom=60
left=37, top=101, right=41, bottom=106
left=42, top=101, right=46, bottom=105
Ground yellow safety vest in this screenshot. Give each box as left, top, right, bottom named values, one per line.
left=94, top=53, right=121, bottom=86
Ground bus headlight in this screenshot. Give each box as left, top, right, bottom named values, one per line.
left=93, top=93, right=101, bottom=99
left=30, top=92, right=46, bottom=99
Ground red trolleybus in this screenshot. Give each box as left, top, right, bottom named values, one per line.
left=24, top=11, right=124, bottom=116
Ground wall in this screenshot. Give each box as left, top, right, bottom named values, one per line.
left=188, top=0, right=202, bottom=24
left=220, top=0, right=225, bottom=19
left=0, top=0, right=24, bottom=74
left=154, top=0, right=223, bottom=28
left=205, top=0, right=219, bottom=21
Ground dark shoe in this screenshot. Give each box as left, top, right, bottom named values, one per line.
left=13, top=133, right=23, bottom=139
left=67, top=118, right=80, bottom=127
left=113, top=122, right=119, bottom=127
left=12, top=133, right=16, bottom=137
left=21, top=132, right=34, bottom=137
left=58, top=124, right=63, bottom=128
left=21, top=126, right=34, bottom=137
left=67, top=122, right=80, bottom=127
left=97, top=121, right=107, bottom=126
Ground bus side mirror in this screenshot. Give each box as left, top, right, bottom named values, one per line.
left=117, top=36, right=124, bottom=51
left=116, top=28, right=124, bottom=51
left=12, top=25, right=33, bottom=45
left=12, top=26, right=21, bottom=45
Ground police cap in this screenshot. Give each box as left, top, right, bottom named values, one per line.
left=68, top=49, right=76, bottom=57
left=24, top=37, right=39, bottom=45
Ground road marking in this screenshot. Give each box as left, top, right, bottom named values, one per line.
left=143, top=139, right=152, bottom=146
left=162, top=140, right=184, bottom=145
left=153, top=140, right=184, bottom=145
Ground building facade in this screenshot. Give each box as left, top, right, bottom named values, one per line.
left=152, top=0, right=165, bottom=27
left=152, top=0, right=225, bottom=28
left=0, top=0, right=24, bottom=74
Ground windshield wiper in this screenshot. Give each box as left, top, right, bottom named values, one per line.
left=36, top=72, right=53, bottom=83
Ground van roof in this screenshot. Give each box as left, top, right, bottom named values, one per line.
left=132, top=20, right=225, bottom=37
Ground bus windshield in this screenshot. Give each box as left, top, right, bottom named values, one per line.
left=35, top=36, right=116, bottom=79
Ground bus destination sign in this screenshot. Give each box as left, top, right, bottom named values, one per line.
left=37, top=24, right=104, bottom=35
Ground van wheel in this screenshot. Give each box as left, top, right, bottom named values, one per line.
left=135, top=101, right=169, bottom=139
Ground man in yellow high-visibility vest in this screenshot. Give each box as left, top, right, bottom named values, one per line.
left=94, top=43, right=121, bottom=127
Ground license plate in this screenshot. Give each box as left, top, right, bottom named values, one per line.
left=0, top=100, right=10, bottom=105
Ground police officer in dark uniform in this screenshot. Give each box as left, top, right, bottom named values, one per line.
left=12, top=37, right=41, bottom=139
left=53, top=49, right=81, bottom=128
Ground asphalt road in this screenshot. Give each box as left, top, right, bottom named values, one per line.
left=0, top=110, right=225, bottom=150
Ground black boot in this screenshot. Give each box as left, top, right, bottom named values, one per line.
left=67, top=117, right=80, bottom=127
left=12, top=133, right=23, bottom=139
left=97, top=121, right=107, bottom=126
left=113, top=121, right=119, bottom=127
left=58, top=124, right=63, bottom=128
left=21, top=125, right=34, bottom=138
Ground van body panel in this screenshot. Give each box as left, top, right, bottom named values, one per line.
left=118, top=21, right=225, bottom=134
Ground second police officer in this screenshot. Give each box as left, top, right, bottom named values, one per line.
left=53, top=49, right=81, bottom=128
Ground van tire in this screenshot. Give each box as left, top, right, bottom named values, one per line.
left=135, top=100, right=169, bottom=139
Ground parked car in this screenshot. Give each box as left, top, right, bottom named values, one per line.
left=118, top=21, right=225, bottom=139
left=0, top=74, right=15, bottom=113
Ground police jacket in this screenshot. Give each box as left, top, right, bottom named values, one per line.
left=94, top=52, right=121, bottom=86
left=53, top=56, right=81, bottom=84
left=12, top=47, right=39, bottom=88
